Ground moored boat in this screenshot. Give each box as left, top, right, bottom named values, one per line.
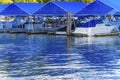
left=73, top=16, right=118, bottom=36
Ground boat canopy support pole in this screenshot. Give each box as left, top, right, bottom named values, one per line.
left=66, top=12, right=72, bottom=36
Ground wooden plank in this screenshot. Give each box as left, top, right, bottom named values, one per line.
left=66, top=12, right=72, bottom=36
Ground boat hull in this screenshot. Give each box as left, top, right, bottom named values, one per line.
left=73, top=24, right=116, bottom=36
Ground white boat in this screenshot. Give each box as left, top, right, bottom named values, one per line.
left=73, top=19, right=117, bottom=36
left=73, top=24, right=116, bottom=36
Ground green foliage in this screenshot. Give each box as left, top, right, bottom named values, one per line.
left=0, top=0, right=94, bottom=4
left=65, top=0, right=94, bottom=3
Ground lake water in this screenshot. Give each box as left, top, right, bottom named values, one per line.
left=0, top=33, right=120, bottom=80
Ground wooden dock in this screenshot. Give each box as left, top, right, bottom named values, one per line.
left=0, top=29, right=119, bottom=37
left=56, top=32, right=66, bottom=35
left=71, top=32, right=120, bottom=37
left=72, top=33, right=88, bottom=37
left=94, top=33, right=120, bottom=37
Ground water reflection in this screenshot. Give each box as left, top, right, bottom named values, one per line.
left=73, top=37, right=120, bottom=79
left=0, top=34, right=120, bottom=79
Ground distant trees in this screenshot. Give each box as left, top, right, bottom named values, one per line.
left=65, top=0, right=93, bottom=3
left=0, top=0, right=12, bottom=4
left=12, top=0, right=37, bottom=2
left=84, top=0, right=93, bottom=3
left=0, top=0, right=94, bottom=4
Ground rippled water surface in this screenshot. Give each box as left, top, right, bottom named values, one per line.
left=0, top=33, right=120, bottom=80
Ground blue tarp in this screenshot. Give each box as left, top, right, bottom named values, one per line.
left=100, top=0, right=120, bottom=15
left=53, top=2, right=86, bottom=15
left=80, top=19, right=103, bottom=28
left=34, top=2, right=68, bottom=16
left=14, top=3, right=44, bottom=15
left=0, top=4, right=9, bottom=12
left=0, top=2, right=86, bottom=16
left=100, top=0, right=120, bottom=10
left=76, top=0, right=113, bottom=15
left=107, top=9, right=118, bottom=14
left=0, top=3, right=29, bottom=15
left=115, top=12, right=120, bottom=15
left=80, top=20, right=96, bottom=28
left=0, top=3, right=44, bottom=15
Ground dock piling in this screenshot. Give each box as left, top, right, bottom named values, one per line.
left=66, top=12, right=72, bottom=36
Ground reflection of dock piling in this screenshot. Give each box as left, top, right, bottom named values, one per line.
left=66, top=36, right=71, bottom=54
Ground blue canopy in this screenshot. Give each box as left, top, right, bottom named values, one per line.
left=100, top=0, right=120, bottom=15
left=107, top=9, right=118, bottom=14
left=76, top=0, right=113, bottom=15
left=80, top=19, right=103, bottom=28
left=0, top=4, right=9, bottom=12
left=53, top=2, right=86, bottom=15
left=80, top=20, right=96, bottom=28
left=115, top=12, right=120, bottom=15
left=14, top=2, right=44, bottom=15
left=100, top=0, right=120, bottom=10
left=0, top=3, right=29, bottom=15
left=34, top=2, right=68, bottom=16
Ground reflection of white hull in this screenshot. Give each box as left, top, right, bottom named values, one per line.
left=73, top=24, right=116, bottom=36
